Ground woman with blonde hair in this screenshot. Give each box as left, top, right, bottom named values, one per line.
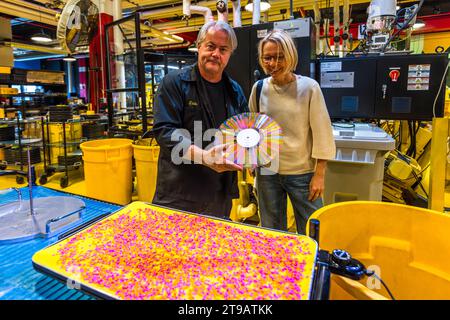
left=249, top=29, right=336, bottom=234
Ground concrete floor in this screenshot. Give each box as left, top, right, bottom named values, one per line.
left=1, top=164, right=450, bottom=211
left=0, top=164, right=139, bottom=203
left=0, top=165, right=88, bottom=197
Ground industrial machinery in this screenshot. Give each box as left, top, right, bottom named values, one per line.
left=226, top=18, right=316, bottom=99
left=317, top=53, right=449, bottom=121
left=383, top=149, right=428, bottom=207
left=318, top=0, right=446, bottom=120
left=0, top=150, right=85, bottom=244
left=365, top=0, right=398, bottom=52
left=361, top=0, right=424, bottom=53
left=327, top=0, right=450, bottom=110
left=315, top=0, right=449, bottom=209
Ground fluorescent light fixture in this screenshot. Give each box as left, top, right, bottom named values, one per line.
left=412, top=20, right=425, bottom=30
left=188, top=44, right=198, bottom=53
left=15, top=54, right=65, bottom=62
left=245, top=0, right=271, bottom=12
left=173, top=35, right=184, bottom=42
left=154, top=64, right=179, bottom=70
left=31, top=32, right=52, bottom=43
left=63, top=55, right=76, bottom=62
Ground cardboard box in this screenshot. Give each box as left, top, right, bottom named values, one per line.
left=0, top=17, right=12, bottom=41
left=27, top=70, right=65, bottom=84
left=0, top=46, right=13, bottom=68
left=0, top=87, right=18, bottom=95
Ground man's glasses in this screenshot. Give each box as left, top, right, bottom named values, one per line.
left=204, top=42, right=231, bottom=55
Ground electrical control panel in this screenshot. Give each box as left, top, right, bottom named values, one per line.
left=318, top=53, right=448, bottom=120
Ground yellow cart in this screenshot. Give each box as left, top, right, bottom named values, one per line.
left=33, top=201, right=319, bottom=300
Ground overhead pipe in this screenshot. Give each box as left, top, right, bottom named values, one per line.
left=182, top=0, right=190, bottom=17
left=289, top=0, right=294, bottom=19
left=10, top=41, right=68, bottom=54
left=324, top=17, right=331, bottom=55
left=153, top=0, right=351, bottom=30
left=262, top=11, right=269, bottom=23
left=183, top=0, right=215, bottom=23
left=312, top=0, right=322, bottom=55
left=342, top=0, right=351, bottom=54
left=112, top=0, right=126, bottom=111
left=12, top=20, right=55, bottom=31
left=191, top=5, right=215, bottom=22
left=299, top=7, right=307, bottom=18
left=154, top=12, right=299, bottom=31
left=142, top=1, right=216, bottom=19
left=333, top=0, right=341, bottom=56
left=2, top=0, right=57, bottom=16
left=140, top=22, right=185, bottom=43
left=252, top=0, right=261, bottom=25
left=112, top=38, right=191, bottom=50
left=0, top=2, right=57, bottom=26
left=231, top=0, right=242, bottom=27
left=140, top=1, right=383, bottom=24
left=147, top=41, right=192, bottom=51
left=147, top=1, right=388, bottom=37
left=217, top=0, right=229, bottom=23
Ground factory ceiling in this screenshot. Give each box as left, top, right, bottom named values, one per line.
left=1, top=0, right=450, bottom=59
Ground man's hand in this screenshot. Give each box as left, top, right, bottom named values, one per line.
left=203, top=144, right=243, bottom=173
left=185, top=144, right=242, bottom=173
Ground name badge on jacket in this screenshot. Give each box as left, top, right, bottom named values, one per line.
left=187, top=100, right=198, bottom=108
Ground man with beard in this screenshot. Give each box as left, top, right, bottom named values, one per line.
left=152, top=21, right=248, bottom=219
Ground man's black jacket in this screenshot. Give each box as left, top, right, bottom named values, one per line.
left=152, top=63, right=249, bottom=204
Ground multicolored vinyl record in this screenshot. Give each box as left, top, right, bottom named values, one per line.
left=219, top=112, right=282, bottom=168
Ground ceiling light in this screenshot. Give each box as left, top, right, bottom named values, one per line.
left=412, top=20, right=425, bottom=30
left=245, top=0, right=271, bottom=13
left=31, top=5, right=53, bottom=43
left=31, top=32, right=52, bottom=43
left=188, top=44, right=198, bottom=53
left=63, top=55, right=76, bottom=62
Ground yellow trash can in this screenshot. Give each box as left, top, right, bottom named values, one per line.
left=132, top=139, right=160, bottom=202
left=81, top=138, right=133, bottom=205
left=307, top=201, right=450, bottom=300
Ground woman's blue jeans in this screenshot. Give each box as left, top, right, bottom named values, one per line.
left=256, top=170, right=323, bottom=234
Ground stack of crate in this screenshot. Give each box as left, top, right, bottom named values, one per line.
left=44, top=121, right=82, bottom=165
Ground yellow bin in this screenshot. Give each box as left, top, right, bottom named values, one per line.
left=81, top=138, right=133, bottom=205
left=132, top=139, right=160, bottom=202
left=307, top=201, right=450, bottom=300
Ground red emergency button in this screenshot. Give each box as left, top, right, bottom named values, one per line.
left=389, top=70, right=400, bottom=82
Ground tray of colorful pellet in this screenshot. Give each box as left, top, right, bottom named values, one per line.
left=32, top=201, right=318, bottom=300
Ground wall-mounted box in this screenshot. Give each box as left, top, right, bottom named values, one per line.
left=0, top=17, right=12, bottom=41
left=0, top=46, right=13, bottom=68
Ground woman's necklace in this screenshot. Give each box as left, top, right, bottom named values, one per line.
left=271, top=74, right=296, bottom=95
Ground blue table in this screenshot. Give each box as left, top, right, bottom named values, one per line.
left=0, top=186, right=121, bottom=300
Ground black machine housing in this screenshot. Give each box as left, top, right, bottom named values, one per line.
left=226, top=18, right=316, bottom=100
left=317, top=53, right=449, bottom=121
left=227, top=19, right=447, bottom=121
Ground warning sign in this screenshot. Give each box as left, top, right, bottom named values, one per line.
left=407, top=64, right=430, bottom=91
